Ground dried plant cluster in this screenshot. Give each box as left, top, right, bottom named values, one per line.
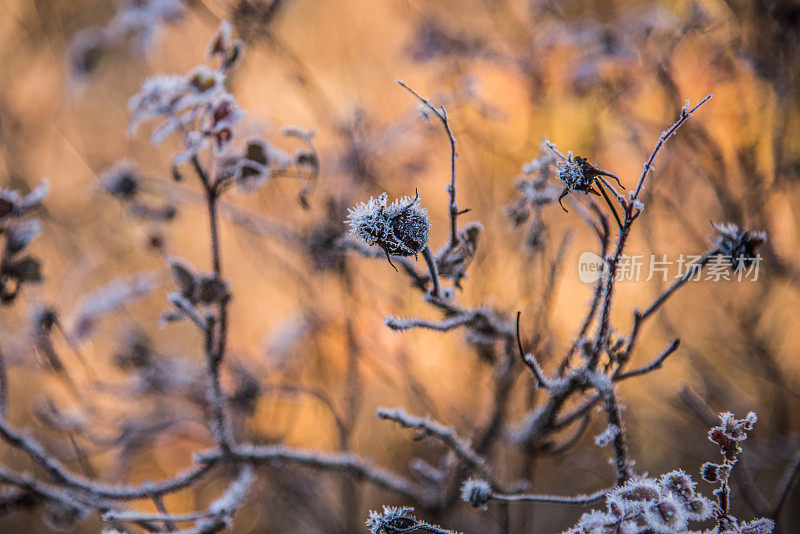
left=1, top=2, right=799, bottom=534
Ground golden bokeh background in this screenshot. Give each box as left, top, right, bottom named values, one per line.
left=0, top=0, right=799, bottom=532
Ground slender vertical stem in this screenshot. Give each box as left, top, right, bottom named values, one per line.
left=772, top=446, right=800, bottom=519
left=421, top=245, right=441, bottom=298
left=595, top=181, right=623, bottom=232
left=397, top=80, right=460, bottom=246
left=603, top=389, right=632, bottom=485
left=151, top=494, right=177, bottom=532
left=207, top=190, right=222, bottom=276
left=497, top=502, right=509, bottom=534
left=0, top=344, right=7, bottom=419
left=193, top=155, right=233, bottom=452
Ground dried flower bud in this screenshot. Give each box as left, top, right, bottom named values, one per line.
left=547, top=142, right=622, bottom=211
left=99, top=161, right=140, bottom=200
left=365, top=506, right=418, bottom=534
left=701, top=462, right=720, bottom=483
left=167, top=258, right=229, bottom=306
left=67, top=28, right=107, bottom=81
left=710, top=222, right=767, bottom=268
left=346, top=191, right=430, bottom=257
left=557, top=157, right=597, bottom=193
left=684, top=495, right=713, bottom=521
left=460, top=478, right=492, bottom=507
left=437, top=221, right=481, bottom=287
left=612, top=477, right=661, bottom=503
left=207, top=20, right=243, bottom=69
left=113, top=329, right=154, bottom=369
left=658, top=470, right=695, bottom=500
left=5, top=219, right=42, bottom=256
left=235, top=138, right=271, bottom=190
left=643, top=494, right=687, bottom=533
left=0, top=179, right=49, bottom=222
left=188, top=66, right=222, bottom=93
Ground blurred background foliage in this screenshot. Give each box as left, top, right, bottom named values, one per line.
left=0, top=0, right=799, bottom=532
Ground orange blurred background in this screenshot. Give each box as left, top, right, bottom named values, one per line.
left=0, top=0, right=799, bottom=532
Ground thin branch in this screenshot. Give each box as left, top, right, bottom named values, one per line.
left=376, top=407, right=495, bottom=484
left=632, top=94, right=713, bottom=201
left=516, top=311, right=549, bottom=389
left=595, top=180, right=623, bottom=232
left=603, top=389, right=632, bottom=485
left=397, top=80, right=460, bottom=246
left=547, top=414, right=592, bottom=455
left=0, top=344, right=7, bottom=419
left=152, top=493, right=177, bottom=532
left=197, top=444, right=429, bottom=504
left=192, top=156, right=234, bottom=453
left=614, top=339, right=680, bottom=381
left=0, top=416, right=216, bottom=499
left=593, top=95, right=713, bottom=363
left=103, top=510, right=213, bottom=523
left=421, top=244, right=442, bottom=298
left=385, top=314, right=472, bottom=333
left=771, top=445, right=800, bottom=519
left=488, top=487, right=609, bottom=505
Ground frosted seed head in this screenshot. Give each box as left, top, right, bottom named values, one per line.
left=460, top=478, right=492, bottom=507
left=346, top=192, right=430, bottom=256
left=557, top=158, right=594, bottom=192
left=710, top=222, right=767, bottom=268
left=68, top=28, right=107, bottom=81
left=99, top=161, right=140, bottom=200
left=365, top=506, right=417, bottom=534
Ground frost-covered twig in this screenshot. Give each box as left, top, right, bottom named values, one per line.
left=385, top=314, right=472, bottom=332
left=197, top=444, right=429, bottom=504
left=603, top=389, right=632, bottom=485
left=632, top=94, right=714, bottom=201
left=460, top=478, right=608, bottom=507
left=516, top=311, right=550, bottom=389
left=397, top=80, right=461, bottom=247
left=614, top=338, right=680, bottom=382
left=377, top=408, right=496, bottom=484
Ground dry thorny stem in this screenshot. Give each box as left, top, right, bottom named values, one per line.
left=0, top=17, right=798, bottom=534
